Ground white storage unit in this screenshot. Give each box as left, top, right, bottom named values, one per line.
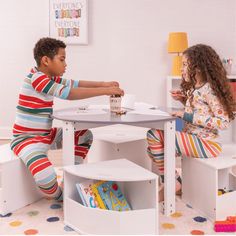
left=0, top=144, right=42, bottom=215
left=182, top=144, right=236, bottom=220
left=64, top=159, right=158, bottom=234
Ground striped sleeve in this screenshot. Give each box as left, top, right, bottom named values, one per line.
left=31, top=72, right=71, bottom=99
left=52, top=76, right=79, bottom=88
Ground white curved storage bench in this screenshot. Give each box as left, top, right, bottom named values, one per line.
left=63, top=159, right=159, bottom=235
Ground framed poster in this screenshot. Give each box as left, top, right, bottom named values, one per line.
left=49, top=0, right=88, bottom=44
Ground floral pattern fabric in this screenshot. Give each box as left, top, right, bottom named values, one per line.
left=183, top=83, right=230, bottom=139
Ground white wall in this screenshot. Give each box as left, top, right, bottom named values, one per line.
left=0, top=0, right=236, bottom=138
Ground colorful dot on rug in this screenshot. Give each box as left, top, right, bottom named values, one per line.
left=27, top=210, right=39, bottom=216
left=191, top=229, right=205, bottom=235
left=47, top=216, right=60, bottom=222
left=24, top=229, right=38, bottom=235
left=64, top=225, right=75, bottom=232
left=50, top=204, right=62, bottom=209
left=193, top=216, right=207, bottom=223
left=162, top=223, right=175, bottom=229
left=171, top=212, right=182, bottom=218
left=9, top=221, right=22, bottom=227
left=0, top=213, right=12, bottom=217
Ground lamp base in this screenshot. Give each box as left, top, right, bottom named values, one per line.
left=171, top=55, right=182, bottom=76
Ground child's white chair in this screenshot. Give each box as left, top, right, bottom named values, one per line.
left=0, top=144, right=42, bottom=215
left=182, top=143, right=236, bottom=221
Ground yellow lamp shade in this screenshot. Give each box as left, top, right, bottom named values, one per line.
left=168, top=32, right=188, bottom=53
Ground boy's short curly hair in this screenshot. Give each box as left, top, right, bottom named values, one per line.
left=34, top=37, right=66, bottom=66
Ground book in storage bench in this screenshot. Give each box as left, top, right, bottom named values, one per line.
left=75, top=180, right=99, bottom=208
left=93, top=180, right=131, bottom=211
left=76, top=180, right=131, bottom=211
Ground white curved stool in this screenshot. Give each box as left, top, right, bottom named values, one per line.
left=0, top=144, right=42, bottom=215
left=182, top=144, right=236, bottom=221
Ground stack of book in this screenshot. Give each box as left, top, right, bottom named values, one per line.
left=76, top=180, right=131, bottom=211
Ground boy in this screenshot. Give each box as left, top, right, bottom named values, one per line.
left=10, top=37, right=124, bottom=201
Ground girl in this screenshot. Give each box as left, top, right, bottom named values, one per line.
left=147, top=44, right=235, bottom=201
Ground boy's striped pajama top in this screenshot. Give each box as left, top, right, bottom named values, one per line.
left=147, top=83, right=230, bottom=186
left=11, top=68, right=93, bottom=200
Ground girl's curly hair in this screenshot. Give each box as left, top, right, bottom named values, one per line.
left=181, top=44, right=235, bottom=120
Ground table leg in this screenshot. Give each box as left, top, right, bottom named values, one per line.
left=233, top=118, right=236, bottom=143
left=62, top=121, right=75, bottom=166
left=164, top=120, right=175, bottom=216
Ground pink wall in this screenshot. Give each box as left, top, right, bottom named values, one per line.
left=0, top=0, right=236, bottom=138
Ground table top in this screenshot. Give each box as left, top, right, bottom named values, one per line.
left=52, top=104, right=176, bottom=124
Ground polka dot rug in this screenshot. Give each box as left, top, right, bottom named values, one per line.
left=0, top=168, right=234, bottom=235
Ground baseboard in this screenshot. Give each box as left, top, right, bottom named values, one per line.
left=0, top=127, right=11, bottom=139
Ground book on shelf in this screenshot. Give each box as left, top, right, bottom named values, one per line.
left=75, top=179, right=99, bottom=208
left=94, top=180, right=131, bottom=211
left=75, top=183, right=87, bottom=206
left=90, top=181, right=107, bottom=209
left=76, top=180, right=131, bottom=211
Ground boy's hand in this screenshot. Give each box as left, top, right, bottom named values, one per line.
left=171, top=110, right=184, bottom=118
left=107, top=87, right=124, bottom=96
left=102, top=81, right=119, bottom=87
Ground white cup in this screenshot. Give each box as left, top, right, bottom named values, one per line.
left=121, top=94, right=136, bottom=109
left=110, top=96, right=122, bottom=113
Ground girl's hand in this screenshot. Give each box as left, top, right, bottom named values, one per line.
left=171, top=110, right=184, bottom=118
left=170, top=90, right=185, bottom=101
left=107, top=87, right=124, bottom=96
left=102, top=81, right=119, bottom=87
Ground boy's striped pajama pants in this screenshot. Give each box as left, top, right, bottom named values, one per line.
left=146, top=129, right=222, bottom=188
left=11, top=128, right=93, bottom=201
